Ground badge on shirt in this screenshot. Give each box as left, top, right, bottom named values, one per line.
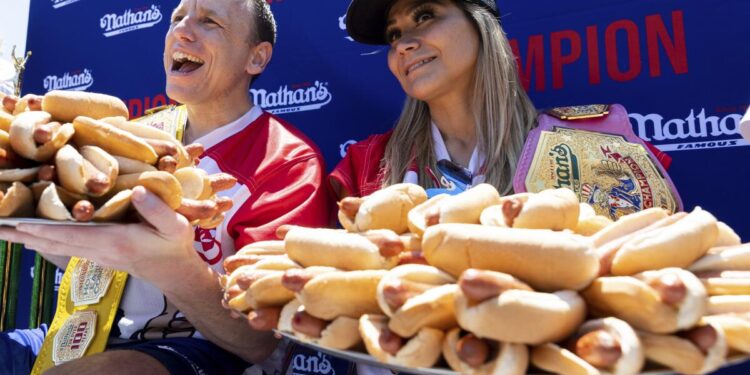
left=52, top=311, right=97, bottom=365
left=425, top=159, right=473, bottom=198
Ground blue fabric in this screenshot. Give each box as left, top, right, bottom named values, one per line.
left=109, top=337, right=250, bottom=375
left=0, top=325, right=48, bottom=375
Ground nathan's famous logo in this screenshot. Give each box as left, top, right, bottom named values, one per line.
left=100, top=5, right=163, bottom=37
left=251, top=81, right=332, bottom=115
left=51, top=0, right=82, bottom=9
left=630, top=108, right=746, bottom=152
left=291, top=352, right=335, bottom=375
left=43, top=69, right=94, bottom=92
left=339, top=140, right=356, bottom=158
left=548, top=144, right=581, bottom=191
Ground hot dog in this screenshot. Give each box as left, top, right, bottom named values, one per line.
left=574, top=202, right=614, bottom=236
left=293, top=269, right=386, bottom=320
left=337, top=183, right=427, bottom=234
left=36, top=183, right=133, bottom=222
left=422, top=224, right=599, bottom=291
left=0, top=182, right=34, bottom=218
left=375, top=264, right=458, bottom=338
left=407, top=193, right=450, bottom=236
left=454, top=269, right=586, bottom=345
left=531, top=317, right=644, bottom=375
left=480, top=188, right=579, bottom=231
left=420, top=183, right=501, bottom=228
left=112, top=171, right=183, bottom=210
left=694, top=270, right=750, bottom=296
left=359, top=314, right=444, bottom=368
left=73, top=116, right=159, bottom=165
left=582, top=268, right=707, bottom=334
left=9, top=111, right=74, bottom=162
left=102, top=116, right=194, bottom=169
left=55, top=145, right=119, bottom=197
left=690, top=243, right=750, bottom=273
left=42, top=90, right=129, bottom=123
left=442, top=328, right=528, bottom=375
left=703, top=313, right=750, bottom=354
left=707, top=295, right=750, bottom=315
left=638, top=322, right=727, bottom=375
left=222, top=256, right=299, bottom=314
left=284, top=226, right=401, bottom=270
left=277, top=299, right=362, bottom=350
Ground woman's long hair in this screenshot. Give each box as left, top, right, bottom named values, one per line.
left=382, top=1, right=537, bottom=194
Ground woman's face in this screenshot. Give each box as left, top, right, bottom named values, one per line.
left=386, top=0, right=480, bottom=103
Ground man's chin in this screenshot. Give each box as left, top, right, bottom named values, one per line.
left=166, top=85, right=203, bottom=106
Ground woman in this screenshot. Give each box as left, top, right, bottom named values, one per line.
left=331, top=0, right=537, bottom=199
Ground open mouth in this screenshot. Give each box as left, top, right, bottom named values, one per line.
left=406, top=57, right=436, bottom=76
left=171, top=51, right=205, bottom=74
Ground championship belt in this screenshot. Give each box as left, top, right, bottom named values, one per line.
left=513, top=104, right=683, bottom=220
left=32, top=105, right=187, bottom=374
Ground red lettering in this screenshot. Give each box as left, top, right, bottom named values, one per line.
left=586, top=26, right=601, bottom=85
left=551, top=30, right=582, bottom=89
left=127, top=94, right=179, bottom=118
left=153, top=94, right=168, bottom=108
left=511, top=35, right=546, bottom=92
left=605, top=20, right=642, bottom=82
left=128, top=99, right=143, bottom=118
left=646, top=10, right=688, bottom=77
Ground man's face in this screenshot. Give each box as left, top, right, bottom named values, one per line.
left=164, top=0, right=255, bottom=105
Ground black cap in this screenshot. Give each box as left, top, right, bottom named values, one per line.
left=346, top=0, right=499, bottom=45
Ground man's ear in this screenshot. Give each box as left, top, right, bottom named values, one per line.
left=246, top=41, right=273, bottom=76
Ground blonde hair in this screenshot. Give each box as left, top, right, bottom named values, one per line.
left=382, top=2, right=537, bottom=194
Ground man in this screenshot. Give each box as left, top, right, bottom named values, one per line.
left=0, top=0, right=331, bottom=374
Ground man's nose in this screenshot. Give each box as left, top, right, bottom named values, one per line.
left=171, top=17, right=196, bottom=42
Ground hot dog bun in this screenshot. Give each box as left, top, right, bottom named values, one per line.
left=690, top=244, right=750, bottom=272
left=454, top=270, right=586, bottom=345
left=0, top=182, right=34, bottom=217
left=574, top=203, right=613, bottom=236
left=407, top=193, right=450, bottom=236
left=443, top=328, right=529, bottom=375
left=42, top=90, right=128, bottom=123
left=703, top=313, right=750, bottom=354
left=285, top=227, right=400, bottom=270
left=480, top=188, right=579, bottom=231
left=9, top=111, right=74, bottom=162
left=103, top=116, right=193, bottom=169
left=278, top=299, right=361, bottom=350
left=582, top=268, right=707, bottom=334
left=376, top=264, right=458, bottom=337
left=531, top=317, right=644, bottom=375
left=72, top=116, right=158, bottom=164
left=359, top=314, right=444, bottom=368
left=112, top=171, right=182, bottom=210
left=432, top=183, right=501, bottom=225
left=338, top=183, right=427, bottom=233
left=422, top=224, right=599, bottom=291
left=639, top=322, right=727, bottom=375
left=297, top=270, right=386, bottom=320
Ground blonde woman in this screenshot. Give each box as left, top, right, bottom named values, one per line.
left=331, top=0, right=537, bottom=198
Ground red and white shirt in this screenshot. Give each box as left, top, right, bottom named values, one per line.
left=115, top=106, right=332, bottom=340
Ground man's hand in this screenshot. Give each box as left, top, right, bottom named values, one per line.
left=0, top=186, right=199, bottom=292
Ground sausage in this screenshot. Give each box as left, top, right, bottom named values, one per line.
left=224, top=284, right=243, bottom=302
left=399, top=234, right=421, bottom=252
left=458, top=269, right=533, bottom=302
left=247, top=307, right=283, bottom=331
left=185, top=143, right=205, bottom=160
left=72, top=200, right=95, bottom=222
left=38, top=165, right=56, bottom=182
left=33, top=124, right=54, bottom=144
left=235, top=270, right=276, bottom=290
left=456, top=333, right=490, bottom=368
left=695, top=270, right=750, bottom=279
left=397, top=251, right=429, bottom=266
left=145, top=139, right=178, bottom=157
left=362, top=230, right=405, bottom=257
left=502, top=198, right=524, bottom=227
left=424, top=207, right=440, bottom=227
left=338, top=197, right=363, bottom=219
left=276, top=224, right=294, bottom=240
left=381, top=279, right=435, bottom=310
left=215, top=196, right=234, bottom=212
left=292, top=310, right=328, bottom=338
left=379, top=327, right=404, bottom=356
left=681, top=325, right=718, bottom=355
left=2, top=95, right=17, bottom=113
left=209, top=173, right=238, bottom=193
left=157, top=155, right=178, bottom=173
left=223, top=254, right=264, bottom=274
left=84, top=172, right=111, bottom=196
left=574, top=329, right=622, bottom=368
left=26, top=95, right=43, bottom=111
left=281, top=269, right=314, bottom=292
left=177, top=198, right=219, bottom=221
left=648, top=273, right=687, bottom=306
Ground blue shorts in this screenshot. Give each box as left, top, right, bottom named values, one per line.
left=0, top=326, right=249, bottom=375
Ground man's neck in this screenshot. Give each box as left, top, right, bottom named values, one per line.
left=183, top=95, right=253, bottom=144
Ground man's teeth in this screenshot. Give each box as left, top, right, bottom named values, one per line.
left=408, top=58, right=434, bottom=74
left=172, top=51, right=204, bottom=64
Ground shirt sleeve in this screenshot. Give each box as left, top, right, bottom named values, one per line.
left=227, top=154, right=333, bottom=249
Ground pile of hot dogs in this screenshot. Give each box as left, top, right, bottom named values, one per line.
left=0, top=91, right=235, bottom=226
left=221, top=179, right=750, bottom=374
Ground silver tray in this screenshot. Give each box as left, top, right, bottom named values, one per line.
left=0, top=218, right=113, bottom=227
left=277, top=330, right=750, bottom=375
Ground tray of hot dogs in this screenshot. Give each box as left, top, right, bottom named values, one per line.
left=0, top=91, right=237, bottom=228
left=221, top=183, right=750, bottom=374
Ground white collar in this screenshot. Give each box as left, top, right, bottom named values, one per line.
left=430, top=122, right=485, bottom=177
left=191, top=105, right=263, bottom=151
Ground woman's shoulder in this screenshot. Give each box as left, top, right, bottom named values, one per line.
left=330, top=130, right=394, bottom=199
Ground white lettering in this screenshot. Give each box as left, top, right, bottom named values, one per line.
left=43, top=69, right=94, bottom=92
left=250, top=81, right=333, bottom=114
left=630, top=108, right=746, bottom=151
left=100, top=5, right=163, bottom=37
